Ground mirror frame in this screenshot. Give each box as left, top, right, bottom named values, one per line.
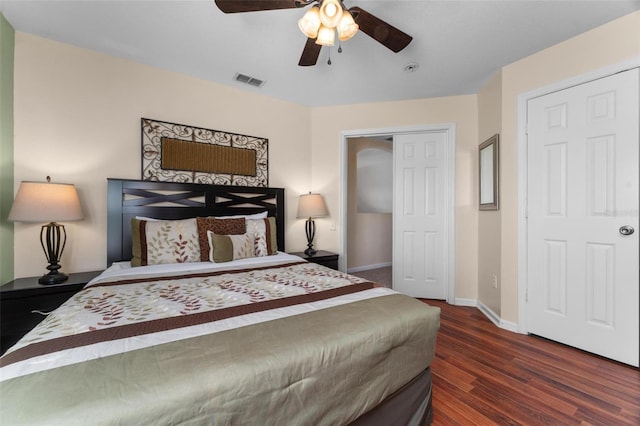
left=479, top=134, right=499, bottom=211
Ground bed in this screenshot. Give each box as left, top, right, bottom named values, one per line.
left=0, top=178, right=440, bottom=425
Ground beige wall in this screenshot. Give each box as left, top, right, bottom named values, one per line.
left=12, top=33, right=312, bottom=277
left=477, top=70, right=502, bottom=316
left=499, top=11, right=640, bottom=323
left=311, top=96, right=479, bottom=301
left=346, top=137, right=392, bottom=271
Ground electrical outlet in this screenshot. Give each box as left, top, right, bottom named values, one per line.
left=492, top=275, right=498, bottom=289
left=329, top=222, right=336, bottom=231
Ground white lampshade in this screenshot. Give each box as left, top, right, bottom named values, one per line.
left=9, top=180, right=84, bottom=223
left=319, top=0, right=343, bottom=28
left=298, top=5, right=321, bottom=38
left=337, top=11, right=359, bottom=41
left=297, top=193, right=329, bottom=218
left=315, top=25, right=336, bottom=46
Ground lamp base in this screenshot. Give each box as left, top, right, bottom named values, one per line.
left=38, top=222, right=69, bottom=285
left=38, top=271, right=68, bottom=285
left=304, top=218, right=318, bottom=257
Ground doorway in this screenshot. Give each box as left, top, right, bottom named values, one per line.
left=340, top=124, right=456, bottom=301
left=345, top=135, right=394, bottom=287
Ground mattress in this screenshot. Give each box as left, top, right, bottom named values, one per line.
left=0, top=253, right=440, bottom=425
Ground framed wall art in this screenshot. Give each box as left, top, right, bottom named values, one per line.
left=141, top=118, right=268, bottom=186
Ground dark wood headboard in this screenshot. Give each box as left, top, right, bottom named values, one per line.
left=107, top=178, right=285, bottom=266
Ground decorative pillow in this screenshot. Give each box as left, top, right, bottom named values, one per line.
left=131, top=218, right=200, bottom=266
left=253, top=232, right=269, bottom=257
left=246, top=217, right=278, bottom=255
left=208, top=231, right=256, bottom=263
left=196, top=217, right=246, bottom=261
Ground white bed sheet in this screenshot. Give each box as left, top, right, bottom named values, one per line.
left=91, top=251, right=304, bottom=284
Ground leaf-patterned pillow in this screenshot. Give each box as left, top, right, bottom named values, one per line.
left=246, top=217, right=278, bottom=255
left=131, top=218, right=200, bottom=266
left=254, top=232, right=268, bottom=257
left=208, top=231, right=255, bottom=263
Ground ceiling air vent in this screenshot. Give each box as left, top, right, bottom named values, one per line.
left=234, top=73, right=266, bottom=88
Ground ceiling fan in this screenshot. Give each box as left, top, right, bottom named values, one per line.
left=214, top=0, right=413, bottom=66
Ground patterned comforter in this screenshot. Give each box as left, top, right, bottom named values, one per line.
left=0, top=253, right=440, bottom=425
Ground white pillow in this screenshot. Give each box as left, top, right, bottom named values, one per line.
left=135, top=216, right=160, bottom=221
left=215, top=211, right=268, bottom=220
left=137, top=211, right=267, bottom=221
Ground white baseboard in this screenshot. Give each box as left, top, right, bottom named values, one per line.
left=477, top=301, right=520, bottom=333
left=347, top=262, right=392, bottom=274
left=477, top=301, right=500, bottom=326
left=453, top=298, right=477, bottom=307
left=500, top=319, right=520, bottom=334
left=449, top=299, right=520, bottom=334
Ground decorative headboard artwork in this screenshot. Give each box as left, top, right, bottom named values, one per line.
left=141, top=118, right=268, bottom=187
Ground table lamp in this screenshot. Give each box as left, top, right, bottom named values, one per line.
left=297, top=192, right=329, bottom=256
left=8, top=177, right=84, bottom=285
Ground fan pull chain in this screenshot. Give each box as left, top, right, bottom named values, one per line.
left=338, top=42, right=342, bottom=54
left=327, top=47, right=332, bottom=65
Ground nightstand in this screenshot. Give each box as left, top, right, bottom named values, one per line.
left=290, top=250, right=339, bottom=271
left=1, top=270, right=102, bottom=354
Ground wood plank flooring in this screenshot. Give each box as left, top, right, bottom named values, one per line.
left=421, top=299, right=640, bottom=426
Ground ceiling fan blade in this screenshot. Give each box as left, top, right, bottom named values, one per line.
left=299, top=38, right=322, bottom=66
left=215, top=0, right=304, bottom=13
left=349, top=6, right=412, bottom=53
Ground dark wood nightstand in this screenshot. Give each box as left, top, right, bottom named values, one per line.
left=290, top=250, right=339, bottom=271
left=1, top=270, right=102, bottom=354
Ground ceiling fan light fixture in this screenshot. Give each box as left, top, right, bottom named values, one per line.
left=315, top=24, right=335, bottom=46
left=298, top=5, right=321, bottom=38
left=319, top=0, right=343, bottom=28
left=337, top=11, right=358, bottom=41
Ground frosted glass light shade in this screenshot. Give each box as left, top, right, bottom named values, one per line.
left=9, top=181, right=84, bottom=223
left=315, top=25, right=335, bottom=46
left=337, top=11, right=359, bottom=41
left=298, top=5, right=321, bottom=38
left=319, top=0, right=343, bottom=28
left=297, top=193, right=329, bottom=218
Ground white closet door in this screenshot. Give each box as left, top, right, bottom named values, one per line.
left=527, top=68, right=639, bottom=366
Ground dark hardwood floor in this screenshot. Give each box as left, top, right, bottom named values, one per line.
left=421, top=299, right=640, bottom=426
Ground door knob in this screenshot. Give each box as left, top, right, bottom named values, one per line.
left=619, top=226, right=635, bottom=236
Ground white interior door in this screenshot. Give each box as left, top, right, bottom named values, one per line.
left=526, top=68, right=639, bottom=366
left=393, top=131, right=448, bottom=299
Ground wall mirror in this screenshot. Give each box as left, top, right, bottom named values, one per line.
left=479, top=134, right=499, bottom=210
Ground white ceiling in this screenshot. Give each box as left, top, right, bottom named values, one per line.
left=1, top=0, right=639, bottom=107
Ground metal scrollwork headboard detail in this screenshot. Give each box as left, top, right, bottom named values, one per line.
left=141, top=118, right=268, bottom=187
